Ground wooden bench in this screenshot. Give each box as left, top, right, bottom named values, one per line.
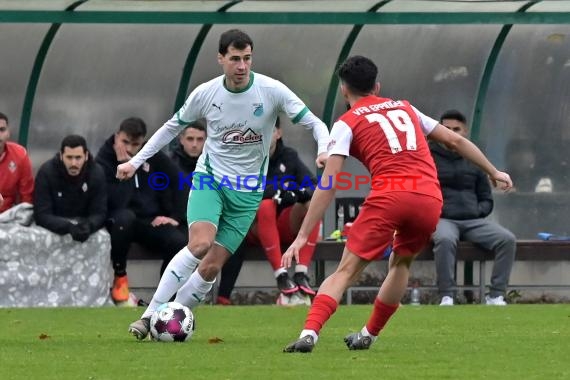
left=128, top=240, right=570, bottom=303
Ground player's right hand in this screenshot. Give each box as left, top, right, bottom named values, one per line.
left=315, top=152, right=328, bottom=168
left=116, top=162, right=136, bottom=181
left=281, top=235, right=307, bottom=268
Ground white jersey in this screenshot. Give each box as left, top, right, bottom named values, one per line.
left=131, top=72, right=329, bottom=191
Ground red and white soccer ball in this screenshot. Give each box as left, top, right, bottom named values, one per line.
left=150, top=302, right=195, bottom=342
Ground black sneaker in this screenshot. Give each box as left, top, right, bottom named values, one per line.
left=293, top=272, right=316, bottom=296
left=344, top=332, right=374, bottom=350
left=276, top=272, right=299, bottom=295
left=283, top=335, right=315, bottom=353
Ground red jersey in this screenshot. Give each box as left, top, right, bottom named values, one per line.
left=0, top=141, right=34, bottom=212
left=328, top=95, right=441, bottom=200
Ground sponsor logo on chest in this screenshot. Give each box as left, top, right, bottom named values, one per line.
left=222, top=128, right=262, bottom=145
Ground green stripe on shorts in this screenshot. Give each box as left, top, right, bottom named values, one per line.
left=187, top=172, right=262, bottom=254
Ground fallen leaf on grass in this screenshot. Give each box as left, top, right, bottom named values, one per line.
left=39, top=333, right=50, bottom=340
left=208, top=337, right=224, bottom=344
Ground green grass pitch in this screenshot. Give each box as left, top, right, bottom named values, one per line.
left=0, top=305, right=568, bottom=379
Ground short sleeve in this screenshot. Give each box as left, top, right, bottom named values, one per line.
left=411, top=106, right=439, bottom=135
left=328, top=120, right=353, bottom=157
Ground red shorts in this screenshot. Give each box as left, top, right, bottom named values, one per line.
left=346, top=192, right=442, bottom=260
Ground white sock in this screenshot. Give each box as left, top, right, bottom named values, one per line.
left=300, top=329, right=318, bottom=343
left=142, top=247, right=200, bottom=319
left=360, top=326, right=378, bottom=342
left=175, top=270, right=215, bottom=309
left=273, top=267, right=287, bottom=278
left=295, top=264, right=308, bottom=274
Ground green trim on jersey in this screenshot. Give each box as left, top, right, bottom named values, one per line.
left=223, top=72, right=254, bottom=93
left=176, top=111, right=191, bottom=126
left=205, top=153, right=214, bottom=175
left=255, top=155, right=268, bottom=191
left=292, top=106, right=309, bottom=124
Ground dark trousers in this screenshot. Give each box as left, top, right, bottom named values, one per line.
left=107, top=209, right=188, bottom=276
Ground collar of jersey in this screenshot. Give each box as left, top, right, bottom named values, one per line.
left=223, top=72, right=254, bottom=94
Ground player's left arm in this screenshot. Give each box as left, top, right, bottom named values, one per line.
left=411, top=105, right=512, bottom=191
left=275, top=81, right=329, bottom=167
left=429, top=124, right=512, bottom=191
left=294, top=111, right=329, bottom=168
left=118, top=85, right=206, bottom=180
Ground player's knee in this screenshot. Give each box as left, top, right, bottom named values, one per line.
left=188, top=237, right=213, bottom=257
left=198, top=259, right=222, bottom=281
left=335, top=263, right=361, bottom=285
left=391, top=253, right=414, bottom=268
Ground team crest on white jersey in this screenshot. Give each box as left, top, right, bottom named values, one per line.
left=222, top=128, right=262, bottom=145
left=253, top=103, right=264, bottom=117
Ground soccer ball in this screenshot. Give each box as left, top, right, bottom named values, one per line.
left=150, top=302, right=195, bottom=342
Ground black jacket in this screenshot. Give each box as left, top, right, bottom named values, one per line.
left=430, top=142, right=493, bottom=220
left=34, top=154, right=107, bottom=235
left=95, top=135, right=185, bottom=224
left=170, top=143, right=199, bottom=224
left=264, top=139, right=317, bottom=206
left=170, top=143, right=199, bottom=177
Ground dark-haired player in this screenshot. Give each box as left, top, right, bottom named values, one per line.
left=283, top=55, right=512, bottom=353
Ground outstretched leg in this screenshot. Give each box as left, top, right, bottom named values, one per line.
left=345, top=252, right=414, bottom=350
left=128, top=222, right=215, bottom=340
left=283, top=248, right=368, bottom=353
left=175, top=243, right=231, bottom=309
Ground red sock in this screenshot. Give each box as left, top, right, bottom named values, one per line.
left=298, top=222, right=320, bottom=266
left=256, top=200, right=282, bottom=270
left=366, top=298, right=399, bottom=336
left=304, top=294, right=338, bottom=334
